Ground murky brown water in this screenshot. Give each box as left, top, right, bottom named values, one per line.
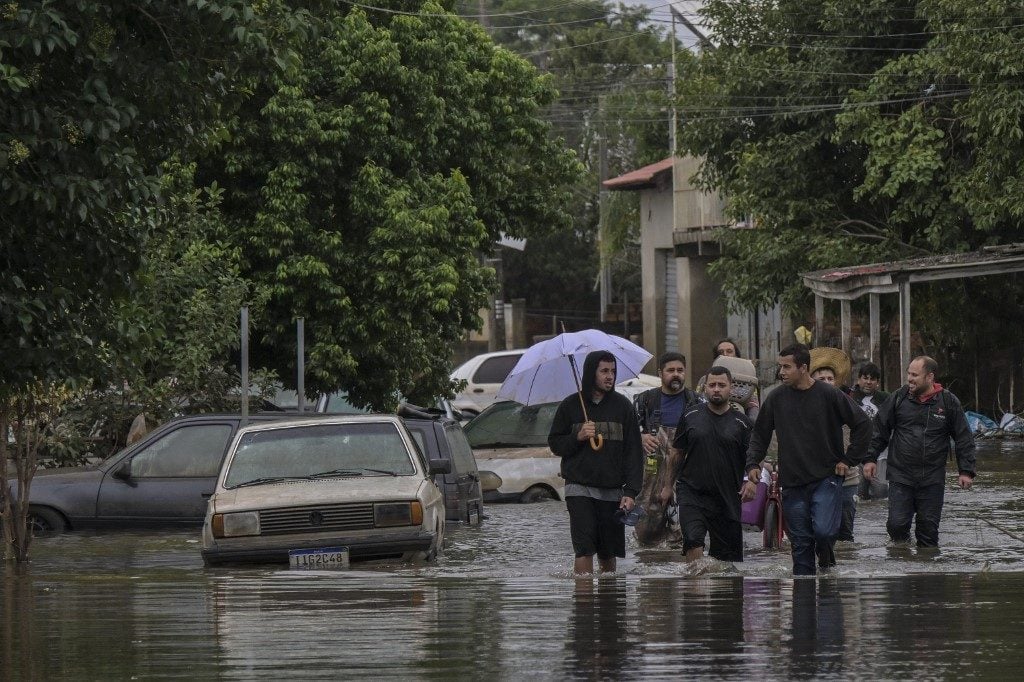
left=4, top=440, right=1024, bottom=679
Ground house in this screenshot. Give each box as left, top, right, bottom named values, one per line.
left=604, top=155, right=786, bottom=386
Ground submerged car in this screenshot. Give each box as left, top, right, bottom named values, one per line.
left=201, top=415, right=448, bottom=566
left=20, top=414, right=297, bottom=533
left=463, top=400, right=563, bottom=503
left=399, top=404, right=486, bottom=525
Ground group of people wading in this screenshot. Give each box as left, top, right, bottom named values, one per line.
left=547, top=342, right=977, bottom=577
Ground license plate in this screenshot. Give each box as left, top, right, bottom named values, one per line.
left=288, top=546, right=350, bottom=569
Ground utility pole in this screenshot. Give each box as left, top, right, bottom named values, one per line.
left=478, top=0, right=489, bottom=32
left=240, top=307, right=249, bottom=424
left=598, top=94, right=611, bottom=323
left=670, top=6, right=677, bottom=156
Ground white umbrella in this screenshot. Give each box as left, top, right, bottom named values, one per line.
left=497, top=329, right=652, bottom=405
left=496, top=329, right=652, bottom=449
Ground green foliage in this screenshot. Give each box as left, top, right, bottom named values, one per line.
left=0, top=0, right=308, bottom=390
left=202, top=1, right=582, bottom=408
left=43, top=164, right=276, bottom=463
left=680, top=0, right=1024, bottom=314
left=458, top=1, right=675, bottom=311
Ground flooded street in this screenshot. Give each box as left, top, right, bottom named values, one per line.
left=4, top=440, right=1024, bottom=679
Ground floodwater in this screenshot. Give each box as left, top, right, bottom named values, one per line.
left=4, top=440, right=1024, bottom=680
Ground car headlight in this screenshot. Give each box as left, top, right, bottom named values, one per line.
left=211, top=511, right=260, bottom=538
left=374, top=502, right=422, bottom=527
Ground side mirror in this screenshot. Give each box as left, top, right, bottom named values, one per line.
left=428, top=458, right=452, bottom=476
left=112, top=461, right=135, bottom=485
left=478, top=470, right=503, bottom=493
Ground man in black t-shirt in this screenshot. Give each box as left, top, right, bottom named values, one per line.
left=660, top=366, right=752, bottom=562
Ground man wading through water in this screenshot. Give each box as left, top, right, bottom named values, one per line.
left=660, top=366, right=752, bottom=563
left=864, top=356, right=976, bottom=548
left=549, top=351, right=644, bottom=574
left=632, top=353, right=703, bottom=545
left=742, top=344, right=871, bottom=576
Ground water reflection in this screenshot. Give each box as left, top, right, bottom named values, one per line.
left=567, top=578, right=629, bottom=679
left=787, top=580, right=844, bottom=678
left=3, top=441, right=1024, bottom=678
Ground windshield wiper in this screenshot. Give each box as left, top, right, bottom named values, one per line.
left=358, top=467, right=399, bottom=476
left=312, top=467, right=400, bottom=477
left=229, top=476, right=308, bottom=489
left=308, top=469, right=365, bottom=479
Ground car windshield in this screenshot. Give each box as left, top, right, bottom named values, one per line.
left=463, top=401, right=558, bottom=448
left=224, top=421, right=415, bottom=488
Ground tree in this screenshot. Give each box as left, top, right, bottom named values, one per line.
left=677, top=0, right=1024, bottom=314
left=49, top=164, right=276, bottom=466
left=460, top=1, right=675, bottom=314
left=200, top=1, right=583, bottom=408
left=0, top=0, right=308, bottom=561
left=0, top=1, right=305, bottom=388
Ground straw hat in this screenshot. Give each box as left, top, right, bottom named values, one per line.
left=809, top=346, right=851, bottom=387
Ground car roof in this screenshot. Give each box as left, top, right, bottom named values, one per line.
left=234, top=413, right=405, bottom=435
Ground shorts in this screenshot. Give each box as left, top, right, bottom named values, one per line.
left=677, top=495, right=743, bottom=562
left=566, top=496, right=626, bottom=559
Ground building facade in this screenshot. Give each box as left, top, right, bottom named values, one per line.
left=604, top=156, right=785, bottom=386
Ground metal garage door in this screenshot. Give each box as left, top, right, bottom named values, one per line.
left=663, top=250, right=678, bottom=352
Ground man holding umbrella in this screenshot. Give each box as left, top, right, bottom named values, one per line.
left=549, top=350, right=645, bottom=574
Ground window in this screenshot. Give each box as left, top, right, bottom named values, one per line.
left=405, top=424, right=434, bottom=469
left=129, top=424, right=233, bottom=478
left=472, top=354, right=521, bottom=384
left=444, top=426, right=478, bottom=475
left=224, top=422, right=415, bottom=487
left=321, top=391, right=371, bottom=414
left=463, top=402, right=559, bottom=448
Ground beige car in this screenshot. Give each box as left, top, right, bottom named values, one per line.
left=201, top=415, right=447, bottom=566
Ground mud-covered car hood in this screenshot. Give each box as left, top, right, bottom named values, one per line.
left=211, top=475, right=433, bottom=513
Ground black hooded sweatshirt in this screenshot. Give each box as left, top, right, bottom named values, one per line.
left=547, top=351, right=644, bottom=498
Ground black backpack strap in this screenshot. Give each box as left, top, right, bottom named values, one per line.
left=634, top=388, right=659, bottom=431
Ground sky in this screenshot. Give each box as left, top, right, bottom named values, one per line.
left=631, top=0, right=711, bottom=50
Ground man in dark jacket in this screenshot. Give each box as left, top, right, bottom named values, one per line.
left=741, top=344, right=872, bottom=576
left=864, top=356, right=976, bottom=547
left=634, top=352, right=702, bottom=452
left=549, top=350, right=644, bottom=574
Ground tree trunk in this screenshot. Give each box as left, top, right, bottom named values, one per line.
left=0, top=406, right=13, bottom=561
left=1, top=396, right=39, bottom=563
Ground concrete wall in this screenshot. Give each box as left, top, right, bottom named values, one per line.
left=673, top=155, right=730, bottom=231
left=639, top=173, right=675, bottom=372
left=676, top=254, right=728, bottom=385
left=629, top=155, right=784, bottom=385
